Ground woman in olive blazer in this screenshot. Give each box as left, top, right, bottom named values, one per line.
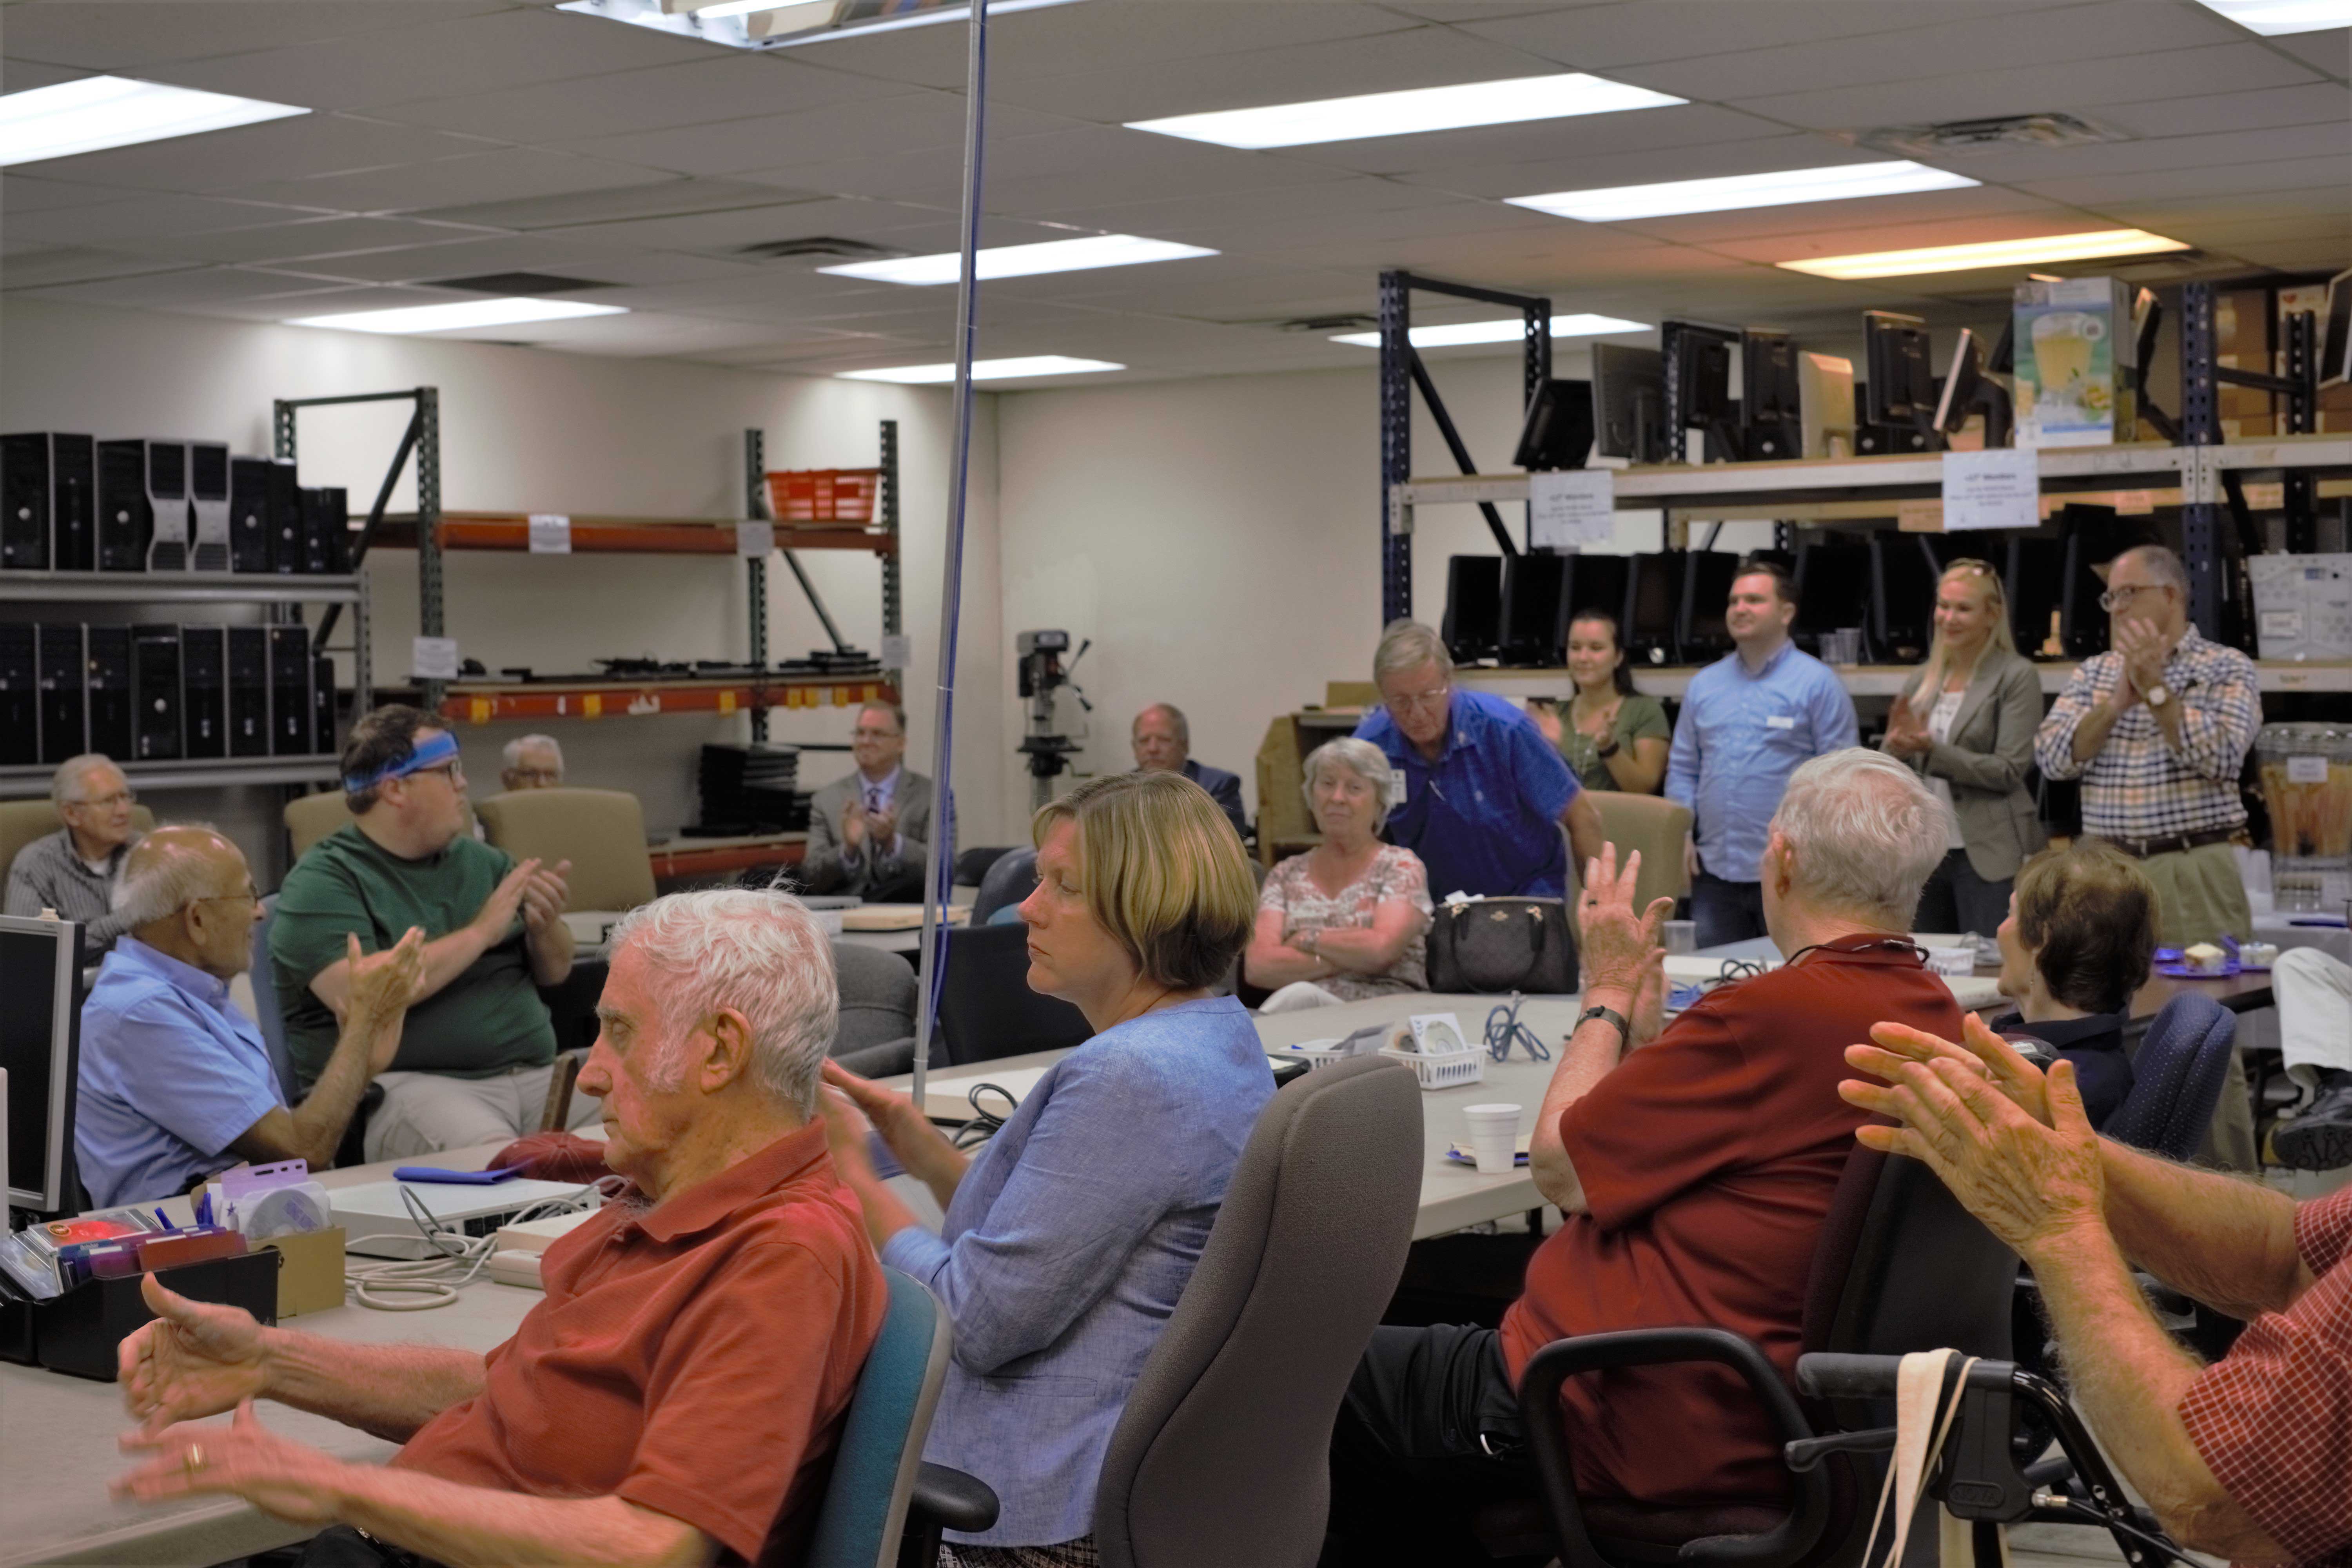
left=1881, top=559, right=2048, bottom=936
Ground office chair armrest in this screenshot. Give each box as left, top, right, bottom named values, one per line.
left=910, top=1463, right=998, bottom=1535
left=1521, top=1328, right=1829, bottom=1568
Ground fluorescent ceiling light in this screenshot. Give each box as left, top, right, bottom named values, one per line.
left=1331, top=314, right=1648, bottom=348
left=767, top=0, right=1087, bottom=42
left=1126, top=73, right=1683, bottom=150
left=690, top=0, right=826, bottom=20
left=838, top=356, right=1123, bottom=383
left=2193, top=0, right=2352, bottom=33
left=820, top=234, right=1216, bottom=286
left=0, top=75, right=307, bottom=167
left=1509, top=160, right=1976, bottom=222
left=1777, top=228, right=2190, bottom=280
left=285, top=297, right=627, bottom=334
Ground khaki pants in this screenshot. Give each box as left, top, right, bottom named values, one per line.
left=364, top=1062, right=602, bottom=1162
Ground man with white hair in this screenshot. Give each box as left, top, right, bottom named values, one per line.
left=499, top=733, right=564, bottom=792
left=112, top=889, right=887, bottom=1568
left=5, top=752, right=145, bottom=955
left=76, top=826, right=426, bottom=1208
left=1325, top=750, right=1966, bottom=1565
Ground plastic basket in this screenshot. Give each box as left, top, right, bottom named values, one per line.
left=1272, top=1041, right=1355, bottom=1073
left=765, top=468, right=881, bottom=524
left=1379, top=1043, right=1486, bottom=1091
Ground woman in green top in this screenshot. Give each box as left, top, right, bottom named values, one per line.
left=1530, top=610, right=1671, bottom=793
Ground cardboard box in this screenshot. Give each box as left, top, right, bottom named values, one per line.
left=2250, top=554, right=2352, bottom=663
left=260, top=1227, right=347, bottom=1318
left=2014, top=277, right=2137, bottom=447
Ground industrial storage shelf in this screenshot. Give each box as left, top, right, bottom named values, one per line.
left=364, top=514, right=895, bottom=556
left=436, top=675, right=901, bottom=725
left=0, top=754, right=343, bottom=799
left=1457, top=662, right=2352, bottom=701
left=0, top=571, right=364, bottom=605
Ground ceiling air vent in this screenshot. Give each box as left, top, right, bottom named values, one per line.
left=432, top=272, right=612, bottom=294
left=1857, top=113, right=2128, bottom=158
left=1278, top=313, right=1378, bottom=334
left=739, top=237, right=904, bottom=263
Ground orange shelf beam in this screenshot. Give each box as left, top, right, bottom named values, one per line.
left=438, top=677, right=899, bottom=725
left=650, top=836, right=808, bottom=882
left=363, top=514, right=895, bottom=555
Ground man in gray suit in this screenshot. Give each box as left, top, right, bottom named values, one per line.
left=800, top=703, right=944, bottom=902
left=1131, top=702, right=1248, bottom=841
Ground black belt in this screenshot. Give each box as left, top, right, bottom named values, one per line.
left=2097, top=828, right=2239, bottom=860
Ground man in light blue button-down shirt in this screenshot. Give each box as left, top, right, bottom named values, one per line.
left=1666, top=561, right=1858, bottom=945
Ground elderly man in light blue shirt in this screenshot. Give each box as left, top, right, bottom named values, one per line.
left=1666, top=560, right=1858, bottom=946
left=76, top=826, right=423, bottom=1208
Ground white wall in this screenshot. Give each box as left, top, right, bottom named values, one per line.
left=0, top=297, right=1007, bottom=875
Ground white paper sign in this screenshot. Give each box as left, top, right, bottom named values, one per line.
left=411, top=636, right=460, bottom=681
left=1941, top=447, right=2039, bottom=532
left=527, top=513, right=570, bottom=554
left=2288, top=755, right=2330, bottom=784
left=880, top=634, right=912, bottom=669
left=1528, top=468, right=1614, bottom=548
left=737, top=521, right=775, bottom=558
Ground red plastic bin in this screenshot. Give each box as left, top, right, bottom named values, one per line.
left=766, top=468, right=881, bottom=524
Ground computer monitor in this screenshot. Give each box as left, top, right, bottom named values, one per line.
left=1592, top=344, right=1666, bottom=464
left=1513, top=380, right=1594, bottom=471
left=1870, top=531, right=1942, bottom=663
left=1679, top=551, right=1743, bottom=661
left=1501, top=551, right=1572, bottom=666
left=1793, top=541, right=1873, bottom=655
left=2322, top=265, right=2351, bottom=389
left=1622, top=550, right=1684, bottom=665
left=1798, top=352, right=1856, bottom=459
left=1932, top=327, right=2015, bottom=448
left=1859, top=310, right=1938, bottom=455
left=2005, top=535, right=2068, bottom=658
left=1742, top=329, right=1803, bottom=460
left=3, top=915, right=83, bottom=1216
left=1664, top=321, right=1740, bottom=463
left=1562, top=553, right=1630, bottom=631
left=1441, top=555, right=1504, bottom=664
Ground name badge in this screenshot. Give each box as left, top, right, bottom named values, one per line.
left=1765, top=715, right=1797, bottom=731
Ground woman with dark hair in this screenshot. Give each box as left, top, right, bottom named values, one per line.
left=1991, top=840, right=2158, bottom=1129
left=1530, top=610, right=1670, bottom=793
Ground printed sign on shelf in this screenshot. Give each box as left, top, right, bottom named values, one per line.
left=1941, top=447, right=2039, bottom=532
left=737, top=521, right=775, bottom=558
left=527, top=514, right=571, bottom=554
left=1528, top=468, right=1614, bottom=549
left=411, top=636, right=460, bottom=681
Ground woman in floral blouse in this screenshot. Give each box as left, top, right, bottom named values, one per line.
left=1244, top=737, right=1433, bottom=1010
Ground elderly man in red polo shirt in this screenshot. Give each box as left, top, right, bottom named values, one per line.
left=1324, top=749, right=1964, bottom=1566
left=111, top=888, right=886, bottom=1568
left=1845, top=1014, right=2352, bottom=1568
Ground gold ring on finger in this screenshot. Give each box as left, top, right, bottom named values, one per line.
left=184, top=1445, right=205, bottom=1477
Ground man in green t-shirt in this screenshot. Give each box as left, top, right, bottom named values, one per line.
left=271, top=706, right=596, bottom=1159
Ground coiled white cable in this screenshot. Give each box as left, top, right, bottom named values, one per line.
left=344, top=1180, right=614, bottom=1311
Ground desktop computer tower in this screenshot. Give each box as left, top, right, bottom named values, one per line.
left=227, top=625, right=270, bottom=757
left=1678, top=552, right=1743, bottom=664
left=312, top=655, right=336, bottom=754
left=1562, top=554, right=1630, bottom=632
left=269, top=461, right=303, bottom=573
left=1, top=434, right=50, bottom=569
left=50, top=433, right=96, bottom=573
left=269, top=626, right=311, bottom=755
left=182, top=625, right=226, bottom=759
left=229, top=457, right=295, bottom=573
left=1870, top=533, right=1941, bottom=664
left=188, top=443, right=231, bottom=572
left=300, top=487, right=349, bottom=574
left=1622, top=551, right=1685, bottom=666
left=0, top=623, right=36, bottom=765
left=36, top=624, right=84, bottom=763
left=131, top=622, right=183, bottom=760
left=95, top=439, right=153, bottom=572
left=2006, top=537, right=2068, bottom=658
left=84, top=624, right=133, bottom=758
left=1500, top=552, right=1572, bottom=666
left=1442, top=556, right=1504, bottom=664
left=142, top=440, right=192, bottom=573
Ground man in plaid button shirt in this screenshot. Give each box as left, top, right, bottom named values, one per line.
left=1847, top=1016, right=2352, bottom=1568
left=2035, top=544, right=2260, bottom=950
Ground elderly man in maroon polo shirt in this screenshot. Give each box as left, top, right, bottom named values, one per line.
left=1324, top=749, right=1965, bottom=1566
left=111, top=889, right=886, bottom=1568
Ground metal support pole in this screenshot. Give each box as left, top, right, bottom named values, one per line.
left=880, top=418, right=903, bottom=695
left=2285, top=310, right=2318, bottom=554
left=1379, top=269, right=1413, bottom=625
left=2179, top=283, right=2225, bottom=636
left=744, top=429, right=770, bottom=743
left=1524, top=297, right=1551, bottom=554
left=911, top=0, right=989, bottom=1109
left=414, top=387, right=444, bottom=715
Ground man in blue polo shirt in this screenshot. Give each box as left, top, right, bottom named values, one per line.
left=1354, top=620, right=1603, bottom=900
left=76, top=826, right=423, bottom=1207
left=1667, top=559, right=1858, bottom=946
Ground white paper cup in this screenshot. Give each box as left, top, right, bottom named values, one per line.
left=1464, top=1103, right=1523, bottom=1176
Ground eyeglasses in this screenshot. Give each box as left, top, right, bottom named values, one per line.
left=505, top=768, right=561, bottom=785
left=407, top=760, right=465, bottom=785
left=1945, top=558, right=1998, bottom=576
left=2098, top=583, right=2171, bottom=612
left=191, top=884, right=261, bottom=907
left=1386, top=684, right=1452, bottom=716
left=68, top=789, right=137, bottom=810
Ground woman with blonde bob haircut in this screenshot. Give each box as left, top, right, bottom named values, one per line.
left=818, top=771, right=1272, bottom=1565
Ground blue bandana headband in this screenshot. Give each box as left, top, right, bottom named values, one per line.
left=344, top=729, right=459, bottom=794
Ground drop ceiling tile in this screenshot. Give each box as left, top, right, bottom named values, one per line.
left=2096, top=81, right=2349, bottom=138
left=2213, top=238, right=2352, bottom=268
left=138, top=6, right=715, bottom=110
left=0, top=247, right=196, bottom=290
left=2261, top=27, right=2350, bottom=78
left=1035, top=173, right=1474, bottom=236
left=0, top=56, right=85, bottom=94
left=980, top=130, right=1368, bottom=217
left=17, top=113, right=493, bottom=194
left=1463, top=0, right=2011, bottom=70
left=410, top=176, right=811, bottom=230
left=1699, top=207, right=2178, bottom=265
left=1933, top=122, right=2350, bottom=185
left=552, top=95, right=1079, bottom=177
left=1278, top=102, right=1788, bottom=180
left=2020, top=152, right=2352, bottom=203
left=315, top=235, right=764, bottom=287
left=2156, top=212, right=2352, bottom=246
left=6, top=193, right=335, bottom=245
left=0, top=174, right=141, bottom=213
left=1379, top=1, right=1614, bottom=21
left=12, top=264, right=363, bottom=311
left=82, top=214, right=500, bottom=266
left=195, top=282, right=467, bottom=320
left=1399, top=132, right=1877, bottom=202
left=218, top=148, right=666, bottom=214
left=368, top=53, right=881, bottom=144
left=1729, top=42, right=2323, bottom=129
left=2034, top=185, right=2349, bottom=229
left=527, top=195, right=1032, bottom=255
left=0, top=0, right=511, bottom=71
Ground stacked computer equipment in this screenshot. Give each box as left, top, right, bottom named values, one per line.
left=698, top=743, right=805, bottom=834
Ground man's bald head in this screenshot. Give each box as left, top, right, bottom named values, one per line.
left=117, top=828, right=248, bottom=927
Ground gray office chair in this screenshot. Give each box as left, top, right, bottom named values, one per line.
left=1093, top=1055, right=1423, bottom=1568
left=969, top=847, right=1038, bottom=924
left=833, top=940, right=920, bottom=1078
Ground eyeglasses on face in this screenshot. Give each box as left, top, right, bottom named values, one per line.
left=1387, top=684, right=1452, bottom=715
left=69, top=789, right=137, bottom=810
left=2098, top=583, right=2171, bottom=613
left=191, top=884, right=262, bottom=907
left=506, top=768, right=561, bottom=784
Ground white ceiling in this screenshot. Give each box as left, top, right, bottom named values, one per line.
left=2, top=0, right=2345, bottom=384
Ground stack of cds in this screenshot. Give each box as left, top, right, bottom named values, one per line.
left=698, top=742, right=807, bottom=833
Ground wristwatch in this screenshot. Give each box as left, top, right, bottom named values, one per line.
left=2145, top=682, right=2172, bottom=708
left=1577, top=1004, right=1630, bottom=1047
left=1594, top=737, right=1621, bottom=759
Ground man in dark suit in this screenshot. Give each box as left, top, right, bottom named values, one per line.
left=1132, top=702, right=1247, bottom=840
left=801, top=704, right=946, bottom=902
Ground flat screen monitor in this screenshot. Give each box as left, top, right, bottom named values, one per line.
left=1871, top=531, right=1942, bottom=663
left=1793, top=541, right=1873, bottom=654
left=1593, top=344, right=1666, bottom=464
left=1665, top=321, right=1739, bottom=463
left=2006, top=536, right=2068, bottom=658
left=1442, top=555, right=1504, bottom=664
left=1798, top=352, right=1856, bottom=459
left=1622, top=550, right=1684, bottom=666
left=1679, top=550, right=1743, bottom=661
left=1513, top=379, right=1594, bottom=471
left=1864, top=310, right=1936, bottom=427
left=1742, top=329, right=1803, bottom=459
left=1501, top=551, right=1572, bottom=665
left=2322, top=265, right=2351, bottom=389
left=3, top=915, right=83, bottom=1215
left=1563, top=553, right=1630, bottom=630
